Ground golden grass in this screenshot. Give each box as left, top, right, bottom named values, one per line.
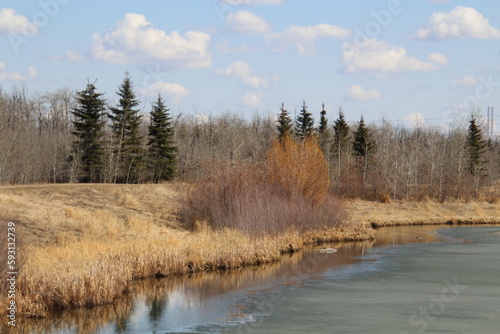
left=0, top=183, right=497, bottom=319
left=347, top=198, right=499, bottom=228
left=0, top=183, right=370, bottom=318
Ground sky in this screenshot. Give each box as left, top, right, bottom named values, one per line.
left=0, top=0, right=499, bottom=133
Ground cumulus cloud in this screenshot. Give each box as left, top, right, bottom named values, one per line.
left=0, top=8, right=37, bottom=35
left=345, top=85, right=381, bottom=101
left=216, top=61, right=268, bottom=88
left=225, top=10, right=270, bottom=34
left=92, top=13, right=211, bottom=68
left=341, top=38, right=448, bottom=74
left=266, top=24, right=351, bottom=55
left=452, top=75, right=479, bottom=87
left=0, top=62, right=37, bottom=81
left=220, top=0, right=283, bottom=5
left=241, top=92, right=263, bottom=107
left=414, top=6, right=500, bottom=40
left=139, top=81, right=190, bottom=102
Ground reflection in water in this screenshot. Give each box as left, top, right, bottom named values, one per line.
left=17, top=225, right=444, bottom=333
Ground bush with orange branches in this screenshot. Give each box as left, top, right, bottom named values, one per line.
left=181, top=135, right=347, bottom=236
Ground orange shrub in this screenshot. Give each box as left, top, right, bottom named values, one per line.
left=267, top=135, right=329, bottom=206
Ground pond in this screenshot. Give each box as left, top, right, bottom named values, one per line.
left=21, top=225, right=500, bottom=333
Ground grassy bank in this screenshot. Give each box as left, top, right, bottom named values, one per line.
left=0, top=183, right=498, bottom=319
left=347, top=198, right=499, bottom=228
left=0, top=183, right=370, bottom=318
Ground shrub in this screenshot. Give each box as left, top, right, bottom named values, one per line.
left=181, top=136, right=347, bottom=236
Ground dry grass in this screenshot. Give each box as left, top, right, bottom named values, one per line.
left=0, top=183, right=369, bottom=319
left=0, top=181, right=497, bottom=319
left=347, top=198, right=499, bottom=228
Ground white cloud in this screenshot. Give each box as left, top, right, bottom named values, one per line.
left=139, top=81, right=190, bottom=102
left=452, top=75, right=478, bottom=87
left=266, top=24, right=351, bottom=55
left=92, top=13, right=211, bottom=68
left=341, top=38, right=448, bottom=74
left=220, top=0, right=283, bottom=5
left=345, top=85, right=381, bottom=100
left=216, top=61, right=268, bottom=88
left=0, top=62, right=37, bottom=81
left=66, top=50, right=86, bottom=62
left=241, top=92, right=263, bottom=107
left=414, top=6, right=500, bottom=40
left=225, top=11, right=270, bottom=34
left=405, top=112, right=425, bottom=127
left=0, top=8, right=37, bottom=35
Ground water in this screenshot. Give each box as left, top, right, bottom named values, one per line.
left=23, top=225, right=500, bottom=333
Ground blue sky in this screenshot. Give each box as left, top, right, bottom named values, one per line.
left=0, top=0, right=499, bottom=131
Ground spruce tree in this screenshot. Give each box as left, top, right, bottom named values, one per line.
left=332, top=108, right=351, bottom=158
left=71, top=82, right=106, bottom=182
left=331, top=108, right=351, bottom=182
left=148, top=94, right=177, bottom=182
left=352, top=115, right=374, bottom=197
left=108, top=72, right=144, bottom=183
left=466, top=115, right=487, bottom=193
left=352, top=116, right=373, bottom=158
left=318, top=103, right=329, bottom=154
left=295, top=100, right=314, bottom=141
left=276, top=102, right=292, bottom=140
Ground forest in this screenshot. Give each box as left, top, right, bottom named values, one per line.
left=0, top=74, right=498, bottom=202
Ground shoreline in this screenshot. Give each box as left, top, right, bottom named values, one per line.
left=0, top=183, right=498, bottom=319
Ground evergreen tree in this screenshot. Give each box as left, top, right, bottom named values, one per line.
left=352, top=115, right=374, bottom=198
left=331, top=108, right=351, bottom=181
left=295, top=100, right=314, bottom=141
left=108, top=72, right=144, bottom=183
left=148, top=94, right=177, bottom=182
left=352, top=116, right=373, bottom=158
left=318, top=103, right=329, bottom=154
left=276, top=102, right=293, bottom=140
left=71, top=82, right=106, bottom=182
left=332, top=108, right=350, bottom=158
left=466, top=115, right=488, bottom=193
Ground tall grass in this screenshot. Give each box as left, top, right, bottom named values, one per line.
left=181, top=136, right=348, bottom=236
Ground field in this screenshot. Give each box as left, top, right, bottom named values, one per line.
left=0, top=183, right=498, bottom=319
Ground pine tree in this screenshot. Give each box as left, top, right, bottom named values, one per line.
left=465, top=115, right=487, bottom=193
left=318, top=103, right=329, bottom=154
left=108, top=72, right=144, bottom=183
left=352, top=115, right=374, bottom=198
left=276, top=102, right=293, bottom=140
left=148, top=94, right=177, bottom=182
left=295, top=100, right=314, bottom=141
left=71, top=82, right=106, bottom=182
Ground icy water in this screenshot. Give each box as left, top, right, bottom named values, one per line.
left=23, top=225, right=500, bottom=334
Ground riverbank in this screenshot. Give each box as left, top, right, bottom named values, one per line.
left=0, top=183, right=498, bottom=319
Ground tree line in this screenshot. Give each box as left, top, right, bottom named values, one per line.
left=0, top=75, right=498, bottom=200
